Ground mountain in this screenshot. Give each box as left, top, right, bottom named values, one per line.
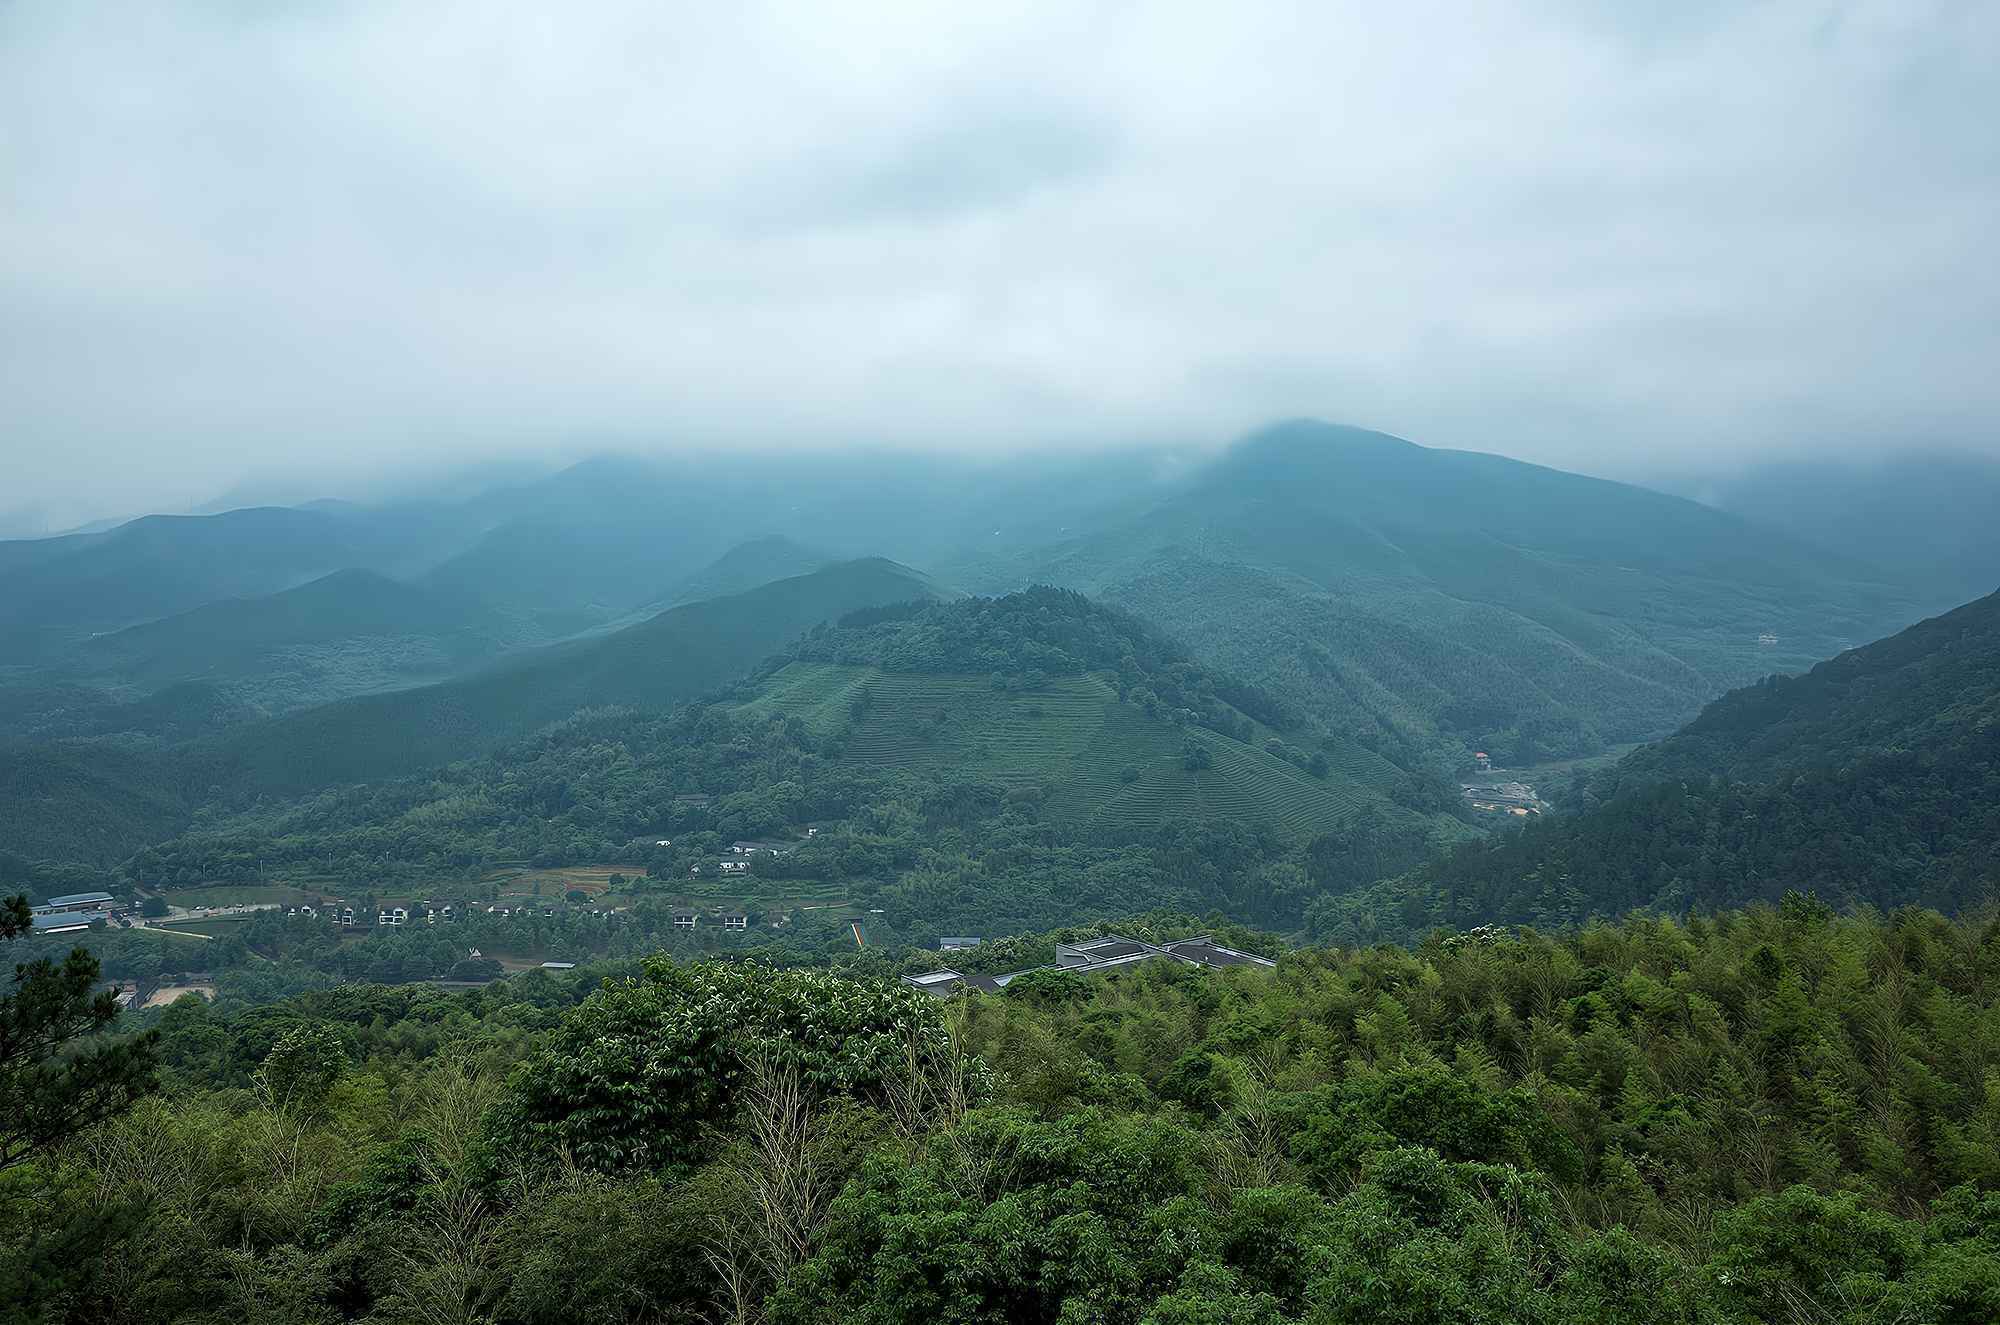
left=76, top=568, right=521, bottom=708
left=0, top=504, right=475, bottom=662
left=656, top=536, right=834, bottom=610
left=1689, top=451, right=2000, bottom=606
left=0, top=557, right=943, bottom=864
left=953, top=421, right=1934, bottom=769
left=1, top=423, right=1956, bottom=791
left=1366, top=588, right=2000, bottom=935
left=209, top=557, right=944, bottom=796
left=0, top=448, right=1170, bottom=663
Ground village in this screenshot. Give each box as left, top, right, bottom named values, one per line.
left=1457, top=751, right=1547, bottom=817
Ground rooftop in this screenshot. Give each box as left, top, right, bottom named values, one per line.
left=904, top=933, right=1278, bottom=997
left=31, top=909, right=109, bottom=933
left=41, top=891, right=115, bottom=910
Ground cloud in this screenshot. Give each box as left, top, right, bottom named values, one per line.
left=2, top=0, right=1996, bottom=528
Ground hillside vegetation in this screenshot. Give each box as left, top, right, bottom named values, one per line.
left=959, top=421, right=1934, bottom=769
left=201, top=556, right=943, bottom=797
left=739, top=662, right=1407, bottom=841
left=0, top=559, right=942, bottom=865
left=739, top=586, right=1451, bottom=836
left=107, top=590, right=1453, bottom=936
left=1330, top=589, right=2000, bottom=940
left=75, top=568, right=525, bottom=708
left=13, top=904, right=2000, bottom=1323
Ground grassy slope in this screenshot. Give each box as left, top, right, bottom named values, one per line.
left=736, top=660, right=1442, bottom=842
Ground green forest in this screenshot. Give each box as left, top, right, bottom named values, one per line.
left=8, top=900, right=2000, bottom=1323
left=1314, top=589, right=2000, bottom=943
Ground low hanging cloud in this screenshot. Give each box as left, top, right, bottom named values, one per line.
left=2, top=1, right=1996, bottom=528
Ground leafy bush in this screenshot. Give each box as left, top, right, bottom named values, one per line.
left=492, top=959, right=967, bottom=1174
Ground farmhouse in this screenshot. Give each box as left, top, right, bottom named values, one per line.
left=718, top=860, right=750, bottom=875
left=672, top=909, right=697, bottom=931
left=939, top=936, right=982, bottom=952
left=720, top=912, right=749, bottom=931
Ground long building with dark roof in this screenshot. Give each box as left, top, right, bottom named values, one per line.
left=903, top=933, right=1277, bottom=997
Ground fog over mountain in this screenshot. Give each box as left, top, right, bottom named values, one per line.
left=4, top=1, right=1997, bottom=531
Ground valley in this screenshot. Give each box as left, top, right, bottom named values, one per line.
left=10, top=13, right=1999, bottom=1317
left=6, top=422, right=1999, bottom=1325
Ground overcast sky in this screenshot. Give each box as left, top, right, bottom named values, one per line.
left=3, top=1, right=1996, bottom=532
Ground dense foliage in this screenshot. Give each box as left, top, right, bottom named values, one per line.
left=495, top=960, right=962, bottom=1174
left=103, top=677, right=1435, bottom=941
left=1, top=895, right=158, bottom=1173
left=1329, top=590, right=2000, bottom=940
left=779, top=585, right=1303, bottom=736
left=10, top=902, right=2000, bottom=1322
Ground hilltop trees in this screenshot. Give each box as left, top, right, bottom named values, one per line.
left=494, top=959, right=968, bottom=1175
left=5, top=904, right=2000, bottom=1321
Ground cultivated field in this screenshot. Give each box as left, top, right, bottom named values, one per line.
left=735, top=663, right=1421, bottom=842
left=480, top=866, right=634, bottom=901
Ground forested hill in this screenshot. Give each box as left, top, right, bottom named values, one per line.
left=0, top=558, right=943, bottom=866
left=123, top=585, right=1455, bottom=926
left=1356, top=589, right=2000, bottom=936
left=208, top=556, right=945, bottom=797
left=770, top=585, right=1303, bottom=734
left=76, top=567, right=520, bottom=702
left=956, top=420, right=1932, bottom=769
left=722, top=585, right=1452, bottom=840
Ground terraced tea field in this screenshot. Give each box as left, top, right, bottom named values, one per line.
left=840, top=673, right=1113, bottom=785
left=734, top=663, right=1423, bottom=842
left=1078, top=727, right=1407, bottom=838
left=736, top=662, right=875, bottom=737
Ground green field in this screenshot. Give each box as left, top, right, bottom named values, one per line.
left=736, top=662, right=1426, bottom=841
left=481, top=866, right=631, bottom=901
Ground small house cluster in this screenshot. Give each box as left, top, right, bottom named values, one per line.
left=694, top=838, right=800, bottom=877
left=1461, top=779, right=1541, bottom=817
left=903, top=933, right=1277, bottom=998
